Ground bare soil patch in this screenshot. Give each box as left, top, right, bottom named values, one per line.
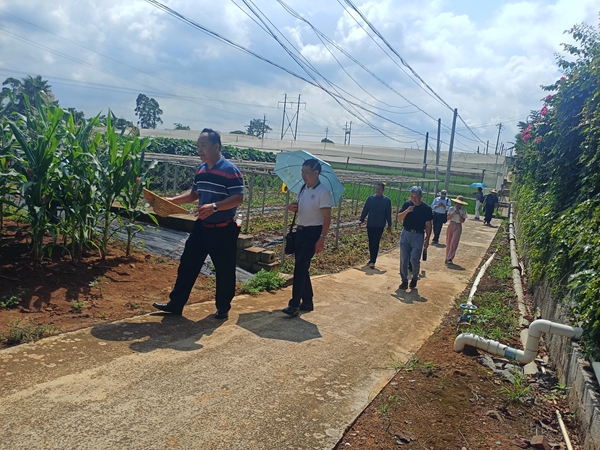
left=0, top=221, right=216, bottom=347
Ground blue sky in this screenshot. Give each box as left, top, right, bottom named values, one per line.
left=0, top=0, right=598, bottom=152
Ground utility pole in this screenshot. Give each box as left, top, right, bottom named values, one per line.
left=280, top=94, right=287, bottom=139
left=294, top=94, right=301, bottom=141
left=422, top=132, right=429, bottom=178
left=494, top=123, right=503, bottom=155
left=444, top=109, right=458, bottom=191
left=324, top=127, right=329, bottom=140
left=261, top=114, right=267, bottom=139
left=486, top=140, right=489, bottom=155
left=347, top=121, right=353, bottom=145
left=278, top=94, right=305, bottom=140
left=343, top=122, right=349, bottom=145
left=434, top=118, right=441, bottom=195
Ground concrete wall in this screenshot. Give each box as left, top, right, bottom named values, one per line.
left=531, top=281, right=600, bottom=450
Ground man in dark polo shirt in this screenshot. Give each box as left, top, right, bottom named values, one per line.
left=397, top=186, right=433, bottom=290
left=153, top=128, right=244, bottom=319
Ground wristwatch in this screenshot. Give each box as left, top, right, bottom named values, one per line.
left=320, top=234, right=326, bottom=239
left=212, top=202, right=218, bottom=212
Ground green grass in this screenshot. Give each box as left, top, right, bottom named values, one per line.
left=488, top=256, right=513, bottom=279
left=499, top=369, right=531, bottom=403
left=71, top=300, right=86, bottom=312
left=241, top=269, right=287, bottom=295
left=462, top=291, right=519, bottom=341
left=1, top=319, right=61, bottom=346
left=0, top=290, right=22, bottom=309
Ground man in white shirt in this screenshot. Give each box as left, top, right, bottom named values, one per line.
left=282, top=159, right=332, bottom=316
left=430, top=189, right=450, bottom=244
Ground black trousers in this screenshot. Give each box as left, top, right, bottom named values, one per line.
left=432, top=212, right=446, bottom=241
left=484, top=204, right=495, bottom=224
left=288, top=225, right=322, bottom=308
left=169, top=220, right=240, bottom=313
left=367, top=227, right=384, bottom=264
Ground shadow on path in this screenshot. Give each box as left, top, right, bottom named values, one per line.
left=354, top=266, right=388, bottom=276
left=90, top=313, right=225, bottom=353
left=237, top=310, right=321, bottom=343
left=391, top=288, right=428, bottom=304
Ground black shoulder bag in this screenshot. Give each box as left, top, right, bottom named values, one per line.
left=284, top=184, right=306, bottom=255
left=284, top=211, right=297, bottom=255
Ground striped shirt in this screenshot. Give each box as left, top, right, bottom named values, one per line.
left=192, top=157, right=244, bottom=223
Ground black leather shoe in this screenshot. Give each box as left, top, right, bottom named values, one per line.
left=152, top=302, right=182, bottom=315
left=299, top=304, right=314, bottom=312
left=399, top=282, right=408, bottom=290
left=214, top=310, right=229, bottom=320
left=409, top=279, right=418, bottom=289
left=282, top=306, right=300, bottom=317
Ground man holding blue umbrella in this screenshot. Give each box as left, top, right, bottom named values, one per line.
left=470, top=182, right=487, bottom=220
left=281, top=158, right=332, bottom=317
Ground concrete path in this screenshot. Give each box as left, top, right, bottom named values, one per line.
left=0, top=219, right=498, bottom=450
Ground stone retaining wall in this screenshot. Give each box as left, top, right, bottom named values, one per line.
left=516, top=212, right=600, bottom=450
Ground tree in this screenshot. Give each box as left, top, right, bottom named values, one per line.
left=246, top=118, right=272, bottom=138
left=321, top=138, right=334, bottom=144
left=66, top=107, right=86, bottom=125
left=1, top=75, right=56, bottom=114
left=173, top=123, right=190, bottom=130
left=230, top=130, right=246, bottom=135
left=134, top=93, right=163, bottom=129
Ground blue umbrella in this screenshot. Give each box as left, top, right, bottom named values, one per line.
left=274, top=150, right=345, bottom=204
left=470, top=182, right=488, bottom=188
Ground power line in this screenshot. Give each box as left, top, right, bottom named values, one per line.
left=144, top=0, right=429, bottom=144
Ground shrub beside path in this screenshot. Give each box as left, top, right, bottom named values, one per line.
left=0, top=219, right=497, bottom=449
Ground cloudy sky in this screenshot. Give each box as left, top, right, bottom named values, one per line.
left=0, top=0, right=598, bottom=152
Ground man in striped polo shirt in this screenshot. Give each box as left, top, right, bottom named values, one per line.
left=153, top=128, right=244, bottom=320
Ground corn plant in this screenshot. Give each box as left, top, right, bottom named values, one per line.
left=53, top=113, right=102, bottom=261
left=116, top=135, right=158, bottom=257
left=7, top=94, right=67, bottom=263
left=94, top=113, right=149, bottom=259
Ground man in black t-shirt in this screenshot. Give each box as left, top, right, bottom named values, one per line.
left=397, top=186, right=433, bottom=289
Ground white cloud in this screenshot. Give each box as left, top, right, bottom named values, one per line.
left=0, top=0, right=598, bottom=150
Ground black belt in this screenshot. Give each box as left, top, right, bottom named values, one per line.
left=403, top=228, right=424, bottom=234
left=434, top=212, right=447, bottom=215
left=296, top=225, right=321, bottom=230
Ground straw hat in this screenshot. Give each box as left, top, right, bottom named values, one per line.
left=491, top=189, right=499, bottom=195
left=452, top=195, right=468, bottom=205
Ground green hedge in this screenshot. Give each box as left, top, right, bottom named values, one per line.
left=512, top=20, right=600, bottom=360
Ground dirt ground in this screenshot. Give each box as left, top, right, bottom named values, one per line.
left=0, top=222, right=217, bottom=344
left=0, top=221, right=582, bottom=449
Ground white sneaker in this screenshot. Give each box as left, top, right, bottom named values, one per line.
left=368, top=262, right=375, bottom=268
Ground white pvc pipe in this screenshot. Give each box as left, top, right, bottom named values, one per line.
left=454, top=319, right=583, bottom=364
left=508, top=203, right=528, bottom=321
left=466, top=253, right=496, bottom=305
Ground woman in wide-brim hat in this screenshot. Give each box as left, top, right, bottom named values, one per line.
left=445, top=195, right=468, bottom=265
left=483, top=189, right=499, bottom=226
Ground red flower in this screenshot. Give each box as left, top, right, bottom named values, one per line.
left=560, top=76, right=566, bottom=81
left=524, top=124, right=533, bottom=133
left=536, top=137, right=541, bottom=144
left=546, top=95, right=552, bottom=101
left=541, top=106, right=548, bottom=116
left=519, top=154, right=524, bottom=158
left=523, top=133, right=532, bottom=142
